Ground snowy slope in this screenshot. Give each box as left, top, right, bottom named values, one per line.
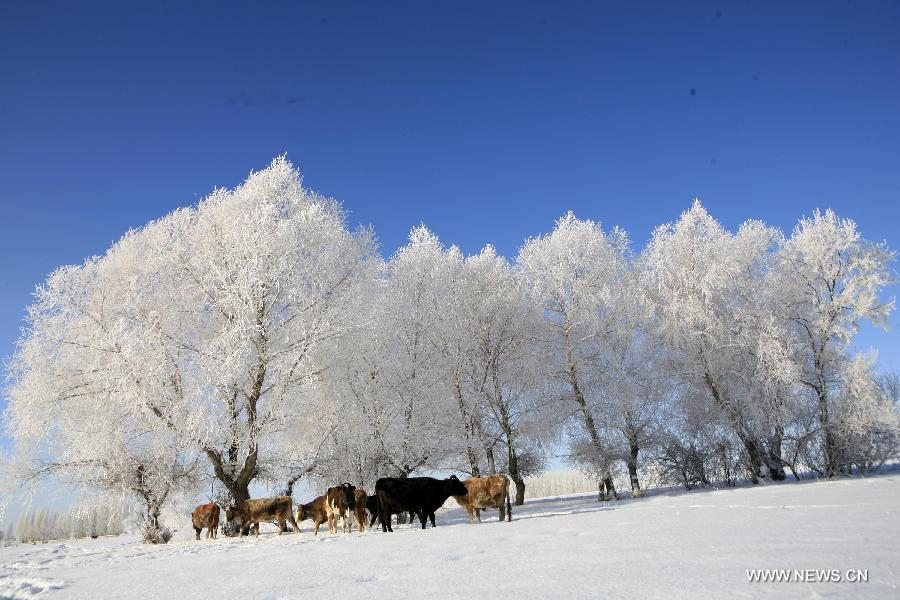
left=1, top=474, right=898, bottom=599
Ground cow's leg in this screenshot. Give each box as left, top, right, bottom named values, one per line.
left=314, top=520, right=320, bottom=536
left=379, top=501, right=392, bottom=532
left=277, top=518, right=285, bottom=534
left=419, top=510, right=427, bottom=529
left=194, top=526, right=201, bottom=541
left=476, top=508, right=482, bottom=524
left=288, top=512, right=300, bottom=534
left=429, top=512, right=436, bottom=528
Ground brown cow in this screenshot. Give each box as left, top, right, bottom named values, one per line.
left=224, top=496, right=299, bottom=538
left=192, top=503, right=220, bottom=540
left=453, top=474, right=512, bottom=523
left=350, top=488, right=368, bottom=532
left=296, top=495, right=329, bottom=535
left=325, top=483, right=356, bottom=534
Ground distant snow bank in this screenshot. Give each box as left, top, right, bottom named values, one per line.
left=2, top=474, right=898, bottom=599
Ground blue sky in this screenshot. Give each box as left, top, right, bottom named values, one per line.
left=1, top=0, right=898, bottom=456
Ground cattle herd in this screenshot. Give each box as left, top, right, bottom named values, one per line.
left=190, top=475, right=513, bottom=541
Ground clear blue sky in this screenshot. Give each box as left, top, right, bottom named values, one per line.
left=1, top=0, right=898, bottom=432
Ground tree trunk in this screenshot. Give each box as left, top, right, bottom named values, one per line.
left=818, top=388, right=838, bottom=477
left=681, top=468, right=691, bottom=491
left=741, top=435, right=764, bottom=484
left=513, top=478, right=525, bottom=506
left=506, top=445, right=526, bottom=506
left=485, top=445, right=497, bottom=475
left=453, top=374, right=481, bottom=476
left=146, top=503, right=160, bottom=531
left=627, top=438, right=641, bottom=498
left=767, top=425, right=787, bottom=481
left=284, top=474, right=302, bottom=497
left=702, top=368, right=775, bottom=483
left=600, top=473, right=617, bottom=501
left=467, top=449, right=481, bottom=476
left=624, top=412, right=642, bottom=498
left=564, top=343, right=616, bottom=501
left=142, top=498, right=168, bottom=543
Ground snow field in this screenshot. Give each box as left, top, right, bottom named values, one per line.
left=2, top=474, right=898, bottom=599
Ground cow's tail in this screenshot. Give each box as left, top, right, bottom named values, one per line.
left=375, top=488, right=389, bottom=532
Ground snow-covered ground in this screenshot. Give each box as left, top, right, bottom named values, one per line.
left=1, top=474, right=898, bottom=599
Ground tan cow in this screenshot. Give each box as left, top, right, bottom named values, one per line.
left=224, top=496, right=299, bottom=538
left=351, top=488, right=368, bottom=532
left=453, top=474, right=512, bottom=523
left=192, top=503, right=220, bottom=540
left=296, top=495, right=329, bottom=535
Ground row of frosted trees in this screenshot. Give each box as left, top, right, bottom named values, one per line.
left=0, top=506, right=123, bottom=545
left=2, top=158, right=897, bottom=541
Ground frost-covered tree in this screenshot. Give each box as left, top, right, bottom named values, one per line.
left=641, top=201, right=791, bottom=482
left=831, top=355, right=900, bottom=472
left=517, top=212, right=630, bottom=500
left=438, top=262, right=493, bottom=476
left=774, top=209, right=896, bottom=476
left=596, top=331, right=668, bottom=496
left=4, top=158, right=376, bottom=516
left=338, top=226, right=459, bottom=481
left=457, top=246, right=553, bottom=504
left=2, top=225, right=202, bottom=541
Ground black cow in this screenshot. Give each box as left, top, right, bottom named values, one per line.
left=364, top=494, right=413, bottom=528
left=375, top=475, right=468, bottom=532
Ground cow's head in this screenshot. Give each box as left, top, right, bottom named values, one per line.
left=447, top=475, right=468, bottom=496
left=223, top=503, right=245, bottom=536
left=341, top=483, right=357, bottom=509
